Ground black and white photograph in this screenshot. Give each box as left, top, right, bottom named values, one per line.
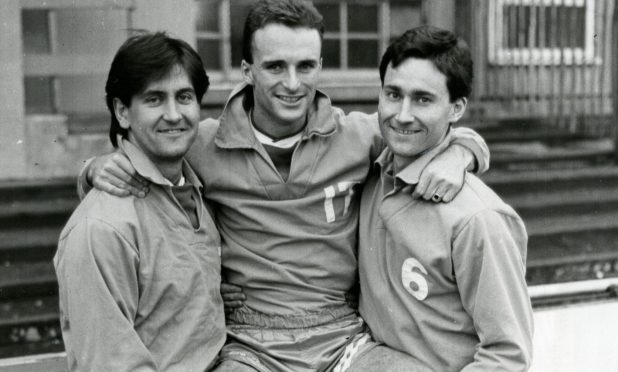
left=0, top=0, right=617, bottom=371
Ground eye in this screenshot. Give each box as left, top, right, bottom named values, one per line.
left=385, top=91, right=401, bottom=101
left=416, top=96, right=431, bottom=104
left=266, top=63, right=283, bottom=73
left=298, top=62, right=316, bottom=72
left=144, top=95, right=161, bottom=105
left=178, top=92, right=195, bottom=104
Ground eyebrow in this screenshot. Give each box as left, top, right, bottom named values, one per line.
left=140, top=86, right=196, bottom=96
left=260, top=59, right=319, bottom=67
left=383, top=85, right=437, bottom=97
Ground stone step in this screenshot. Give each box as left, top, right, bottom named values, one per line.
left=526, top=228, right=618, bottom=285
left=0, top=262, right=57, bottom=301
left=504, top=186, right=618, bottom=220
left=490, top=143, right=614, bottom=170
left=524, top=209, right=618, bottom=237
left=0, top=228, right=60, bottom=254
left=0, top=179, right=76, bottom=204
left=482, top=165, right=618, bottom=195
left=0, top=199, right=77, bottom=221
left=461, top=120, right=593, bottom=144
left=0, top=296, right=59, bottom=328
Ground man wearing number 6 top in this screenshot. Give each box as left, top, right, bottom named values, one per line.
left=356, top=26, right=533, bottom=371
left=77, top=1, right=490, bottom=370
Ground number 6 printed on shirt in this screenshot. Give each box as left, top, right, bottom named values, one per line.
left=401, top=258, right=429, bottom=300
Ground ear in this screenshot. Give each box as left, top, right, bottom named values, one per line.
left=113, top=98, right=131, bottom=130
left=241, top=60, right=254, bottom=86
left=449, top=97, right=467, bottom=123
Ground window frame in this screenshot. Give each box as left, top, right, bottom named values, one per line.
left=488, top=0, right=597, bottom=66
left=21, top=0, right=135, bottom=114
left=195, top=0, right=412, bottom=87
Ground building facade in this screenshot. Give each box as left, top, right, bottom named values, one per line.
left=1, top=0, right=614, bottom=180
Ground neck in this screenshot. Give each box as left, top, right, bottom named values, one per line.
left=393, top=155, right=416, bottom=175
left=251, top=107, right=307, bottom=140
left=156, top=160, right=183, bottom=185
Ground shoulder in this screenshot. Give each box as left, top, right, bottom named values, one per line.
left=445, top=174, right=525, bottom=233
left=60, top=190, right=139, bottom=242
left=56, top=191, right=143, bottom=267
left=195, top=118, right=220, bottom=143
left=339, top=110, right=378, bottom=129
left=329, top=108, right=380, bottom=142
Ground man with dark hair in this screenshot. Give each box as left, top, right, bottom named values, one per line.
left=78, top=1, right=489, bottom=371
left=355, top=26, right=534, bottom=371
left=54, top=32, right=225, bottom=371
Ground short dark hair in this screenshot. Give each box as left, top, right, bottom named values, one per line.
left=379, top=25, right=473, bottom=102
left=105, top=31, right=209, bottom=147
left=242, top=0, right=324, bottom=63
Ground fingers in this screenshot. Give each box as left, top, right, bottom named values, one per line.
left=412, top=177, right=429, bottom=199
left=440, top=186, right=458, bottom=203
left=220, top=283, right=245, bottom=302
left=90, top=152, right=149, bottom=197
left=220, top=282, right=244, bottom=294
left=414, top=175, right=441, bottom=201
left=109, top=154, right=149, bottom=196
left=413, top=173, right=465, bottom=203
left=92, top=180, right=131, bottom=197
left=415, top=145, right=468, bottom=203
left=221, top=282, right=246, bottom=312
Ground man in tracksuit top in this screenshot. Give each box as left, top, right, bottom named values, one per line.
left=357, top=26, right=534, bottom=371
left=78, top=1, right=490, bottom=371
left=54, top=33, right=225, bottom=371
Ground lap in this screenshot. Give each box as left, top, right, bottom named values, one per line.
left=345, top=345, right=435, bottom=372
left=220, top=313, right=366, bottom=372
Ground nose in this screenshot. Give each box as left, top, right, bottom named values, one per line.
left=163, top=101, right=182, bottom=123
left=283, top=67, right=300, bottom=91
left=395, top=98, right=415, bottom=124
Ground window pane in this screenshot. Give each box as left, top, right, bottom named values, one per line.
left=349, top=40, right=378, bottom=68
left=22, top=10, right=51, bottom=54
left=503, top=5, right=586, bottom=48
left=53, top=9, right=128, bottom=55
left=195, top=1, right=219, bottom=31
left=349, top=4, right=378, bottom=32
left=322, top=39, right=341, bottom=68
left=25, top=77, right=54, bottom=114
left=197, top=39, right=222, bottom=70
left=390, top=4, right=422, bottom=37
left=58, top=75, right=106, bottom=114
left=315, top=3, right=340, bottom=32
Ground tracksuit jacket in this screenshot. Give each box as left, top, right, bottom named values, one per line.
left=359, top=133, right=533, bottom=372
left=56, top=139, right=226, bottom=371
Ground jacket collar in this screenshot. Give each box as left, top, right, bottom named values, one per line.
left=215, top=82, right=337, bottom=149
left=118, top=136, right=203, bottom=190
left=375, top=130, right=453, bottom=186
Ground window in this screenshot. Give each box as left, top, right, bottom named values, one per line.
left=488, top=0, right=596, bottom=65
left=194, top=0, right=423, bottom=83
left=21, top=1, right=133, bottom=115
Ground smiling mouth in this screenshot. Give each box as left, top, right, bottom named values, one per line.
left=390, top=125, right=422, bottom=135
left=276, top=95, right=303, bottom=103
left=158, top=128, right=187, bottom=134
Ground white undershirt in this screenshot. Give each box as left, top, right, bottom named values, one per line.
left=249, top=110, right=303, bottom=149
